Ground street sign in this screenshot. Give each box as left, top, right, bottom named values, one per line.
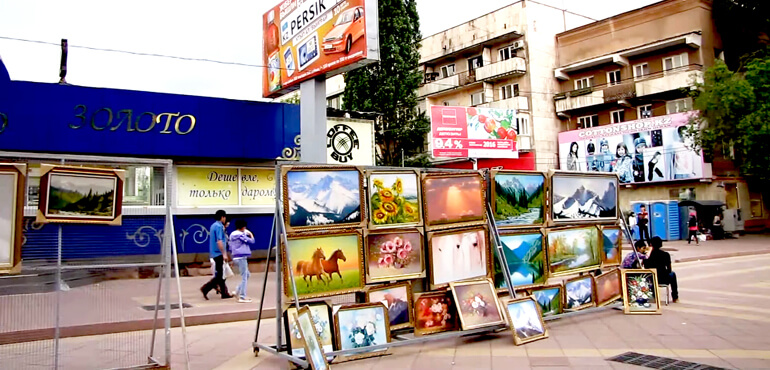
left=430, top=106, right=519, bottom=159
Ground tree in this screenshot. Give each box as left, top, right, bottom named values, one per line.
left=342, top=0, right=430, bottom=166
left=712, top=0, right=770, bottom=71
left=688, top=49, right=770, bottom=194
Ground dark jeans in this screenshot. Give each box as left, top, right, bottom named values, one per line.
left=639, top=224, right=650, bottom=243
left=660, top=271, right=678, bottom=300
left=201, top=255, right=230, bottom=298
left=687, top=230, right=699, bottom=244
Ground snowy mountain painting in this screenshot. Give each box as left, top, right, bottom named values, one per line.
left=493, top=173, right=544, bottom=227
left=565, top=276, right=594, bottom=310
left=551, top=174, right=618, bottom=222
left=286, top=169, right=362, bottom=228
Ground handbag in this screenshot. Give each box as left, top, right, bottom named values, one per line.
left=223, top=262, right=235, bottom=279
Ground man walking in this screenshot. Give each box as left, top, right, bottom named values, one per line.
left=637, top=205, right=650, bottom=244
left=201, top=210, right=233, bottom=300
left=229, top=219, right=255, bottom=303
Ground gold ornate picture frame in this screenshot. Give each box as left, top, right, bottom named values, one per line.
left=528, top=283, right=564, bottom=317
left=36, top=164, right=124, bottom=225
left=0, top=163, right=26, bottom=274
left=365, top=281, right=414, bottom=331
left=564, top=275, right=595, bottom=311
left=621, top=269, right=662, bottom=315
left=547, top=170, right=619, bottom=226
left=450, top=278, right=506, bottom=330
left=294, top=306, right=331, bottom=370
left=413, top=290, right=458, bottom=336
left=545, top=225, right=602, bottom=277
left=600, top=225, right=622, bottom=267
left=333, top=302, right=391, bottom=362
left=366, top=169, right=423, bottom=229
left=504, top=296, right=549, bottom=346
left=421, top=171, right=487, bottom=231
left=490, top=170, right=546, bottom=229
left=594, top=268, right=622, bottom=307
left=498, top=228, right=548, bottom=291
left=364, top=228, right=426, bottom=284
left=427, top=225, right=492, bottom=290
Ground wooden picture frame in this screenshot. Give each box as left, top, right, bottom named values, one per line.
left=528, top=283, right=564, bottom=317
left=621, top=269, right=662, bottom=315
left=499, top=228, right=547, bottom=290
left=36, top=164, right=124, bottom=225
left=594, top=268, right=622, bottom=307
left=548, top=170, right=619, bottom=226
left=413, top=290, right=458, bottom=336
left=545, top=225, right=602, bottom=277
left=366, top=169, right=423, bottom=229
left=421, top=171, right=486, bottom=231
left=505, top=297, right=549, bottom=345
left=281, top=165, right=365, bottom=233
left=564, top=275, right=595, bottom=311
left=600, top=226, right=622, bottom=267
left=449, top=279, right=506, bottom=330
left=283, top=301, right=335, bottom=360
left=333, top=302, right=391, bottom=362
left=294, top=306, right=331, bottom=370
left=0, top=163, right=26, bottom=274
left=365, top=281, right=414, bottom=331
left=427, top=225, right=492, bottom=290
left=364, top=228, right=425, bottom=284
left=282, top=229, right=365, bottom=300
left=490, top=170, right=546, bottom=229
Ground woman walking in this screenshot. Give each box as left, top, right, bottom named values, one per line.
left=229, top=219, right=255, bottom=303
left=687, top=211, right=699, bottom=245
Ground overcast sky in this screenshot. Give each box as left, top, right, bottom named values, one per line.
left=0, top=0, right=658, bottom=102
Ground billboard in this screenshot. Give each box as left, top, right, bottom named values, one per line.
left=326, top=117, right=375, bottom=165
left=557, top=112, right=705, bottom=184
left=430, top=106, right=519, bottom=159
left=262, top=0, right=380, bottom=98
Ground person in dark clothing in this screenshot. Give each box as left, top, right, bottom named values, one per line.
left=643, top=237, right=678, bottom=302
left=200, top=210, right=233, bottom=300
left=637, top=205, right=650, bottom=243
left=687, top=211, right=699, bottom=245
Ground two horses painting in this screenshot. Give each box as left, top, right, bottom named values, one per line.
left=296, top=248, right=347, bottom=286
left=284, top=233, right=364, bottom=299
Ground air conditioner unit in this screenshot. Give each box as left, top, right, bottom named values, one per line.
left=512, top=40, right=524, bottom=50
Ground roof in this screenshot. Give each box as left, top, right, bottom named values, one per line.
left=678, top=200, right=725, bottom=208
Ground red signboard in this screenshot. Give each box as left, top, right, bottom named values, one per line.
left=430, top=106, right=518, bottom=159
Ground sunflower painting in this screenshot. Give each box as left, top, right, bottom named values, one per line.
left=367, top=171, right=422, bottom=229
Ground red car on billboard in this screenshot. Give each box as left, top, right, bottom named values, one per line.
left=322, top=6, right=365, bottom=54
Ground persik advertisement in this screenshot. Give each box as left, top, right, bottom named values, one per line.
left=262, top=0, right=379, bottom=98
left=430, top=106, right=519, bottom=159
left=557, top=112, right=704, bottom=184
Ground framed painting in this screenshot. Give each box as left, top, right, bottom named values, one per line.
left=293, top=306, right=331, bottom=370
left=505, top=297, right=549, bottom=345
left=490, top=170, right=546, bottom=229
left=367, top=170, right=422, bottom=229
left=549, top=171, right=618, bottom=225
left=283, top=301, right=335, bottom=360
left=281, top=165, right=365, bottom=233
left=427, top=226, right=491, bottom=290
left=282, top=230, right=365, bottom=300
left=450, top=279, right=506, bottom=330
left=601, top=226, right=622, bottom=267
left=334, top=302, right=391, bottom=361
left=545, top=226, right=601, bottom=277
left=413, top=290, right=458, bottom=336
left=36, top=164, right=124, bottom=225
left=365, top=282, right=414, bottom=331
left=594, top=268, right=622, bottom=307
left=564, top=275, right=595, bottom=311
left=529, top=283, right=563, bottom=317
left=364, top=228, right=425, bottom=284
left=421, top=172, right=486, bottom=230
left=499, top=229, right=547, bottom=290
left=0, top=164, right=26, bottom=274
left=621, top=269, right=662, bottom=315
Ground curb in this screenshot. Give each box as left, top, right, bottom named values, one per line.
left=675, top=249, right=770, bottom=263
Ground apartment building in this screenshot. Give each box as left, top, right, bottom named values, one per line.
left=417, top=1, right=594, bottom=171
left=553, top=0, right=767, bottom=231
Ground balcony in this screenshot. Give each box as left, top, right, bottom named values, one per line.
left=635, top=65, right=703, bottom=97
left=554, top=89, right=605, bottom=113
left=475, top=57, right=526, bottom=81
left=476, top=96, right=529, bottom=111
left=418, top=74, right=459, bottom=97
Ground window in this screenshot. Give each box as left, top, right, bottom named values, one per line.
left=575, top=77, right=594, bottom=90
left=441, top=64, right=455, bottom=78
left=577, top=115, right=599, bottom=129
left=470, top=92, right=484, bottom=106
left=442, top=101, right=452, bottom=106
left=638, top=104, right=653, bottom=119
left=607, top=70, right=621, bottom=86
left=516, top=115, right=530, bottom=136
left=633, top=63, right=649, bottom=79
left=663, top=53, right=689, bottom=72
left=666, top=98, right=692, bottom=114
left=327, top=95, right=343, bottom=109
left=750, top=190, right=764, bottom=218
left=468, top=56, right=483, bottom=71
left=499, top=46, right=516, bottom=61
left=610, top=110, right=625, bottom=123
left=501, top=84, right=519, bottom=99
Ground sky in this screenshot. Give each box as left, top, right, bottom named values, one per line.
left=0, top=0, right=659, bottom=102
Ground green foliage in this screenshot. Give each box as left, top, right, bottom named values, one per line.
left=342, top=0, right=430, bottom=166
left=712, top=0, right=770, bottom=71
left=689, top=51, right=770, bottom=191
left=281, top=94, right=301, bottom=105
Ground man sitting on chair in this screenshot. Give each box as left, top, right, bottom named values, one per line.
left=643, top=237, right=679, bottom=303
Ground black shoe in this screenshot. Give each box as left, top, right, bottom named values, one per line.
left=201, top=287, right=209, bottom=301
left=222, top=294, right=234, bottom=299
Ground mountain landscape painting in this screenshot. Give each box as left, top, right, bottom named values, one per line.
left=551, top=173, right=618, bottom=222
left=500, top=232, right=546, bottom=289
left=47, top=173, right=116, bottom=219
left=530, top=285, right=562, bottom=317
left=285, top=169, right=362, bottom=229
left=546, top=226, right=601, bottom=276
left=602, top=227, right=622, bottom=266
left=565, top=276, right=594, bottom=310
left=493, top=172, right=544, bottom=228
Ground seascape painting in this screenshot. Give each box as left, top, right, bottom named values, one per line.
left=551, top=173, right=618, bottom=222
left=366, top=230, right=424, bottom=283
left=423, top=174, right=485, bottom=228
left=429, top=227, right=489, bottom=288
left=284, top=232, right=364, bottom=299
left=530, top=285, right=563, bottom=317
left=546, top=227, right=601, bottom=276
left=565, top=276, right=594, bottom=310
left=47, top=173, right=116, bottom=219
left=506, top=297, right=548, bottom=345
left=500, top=232, right=546, bottom=289
left=602, top=227, right=622, bottom=266
left=492, top=172, right=545, bottom=227
left=368, top=171, right=421, bottom=228
left=285, top=168, right=362, bottom=230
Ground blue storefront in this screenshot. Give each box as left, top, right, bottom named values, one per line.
left=0, top=57, right=299, bottom=262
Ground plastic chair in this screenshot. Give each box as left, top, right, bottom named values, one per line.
left=659, top=284, right=670, bottom=305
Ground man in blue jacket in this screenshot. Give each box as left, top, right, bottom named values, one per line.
left=229, top=219, right=255, bottom=303
left=200, top=210, right=233, bottom=300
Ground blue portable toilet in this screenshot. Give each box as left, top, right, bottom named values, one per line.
left=666, top=200, right=680, bottom=241
left=651, top=202, right=667, bottom=240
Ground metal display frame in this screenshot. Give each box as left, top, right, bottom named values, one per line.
left=251, top=162, right=629, bottom=368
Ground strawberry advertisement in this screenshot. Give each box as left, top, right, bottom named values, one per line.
left=430, top=106, right=519, bottom=159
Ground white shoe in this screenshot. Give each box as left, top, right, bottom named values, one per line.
left=238, top=297, right=253, bottom=303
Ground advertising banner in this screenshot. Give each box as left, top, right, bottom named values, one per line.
left=177, top=167, right=275, bottom=207
left=326, top=117, right=375, bottom=165
left=430, top=106, right=519, bottom=159
left=557, top=112, right=705, bottom=184
left=262, top=0, right=380, bottom=98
